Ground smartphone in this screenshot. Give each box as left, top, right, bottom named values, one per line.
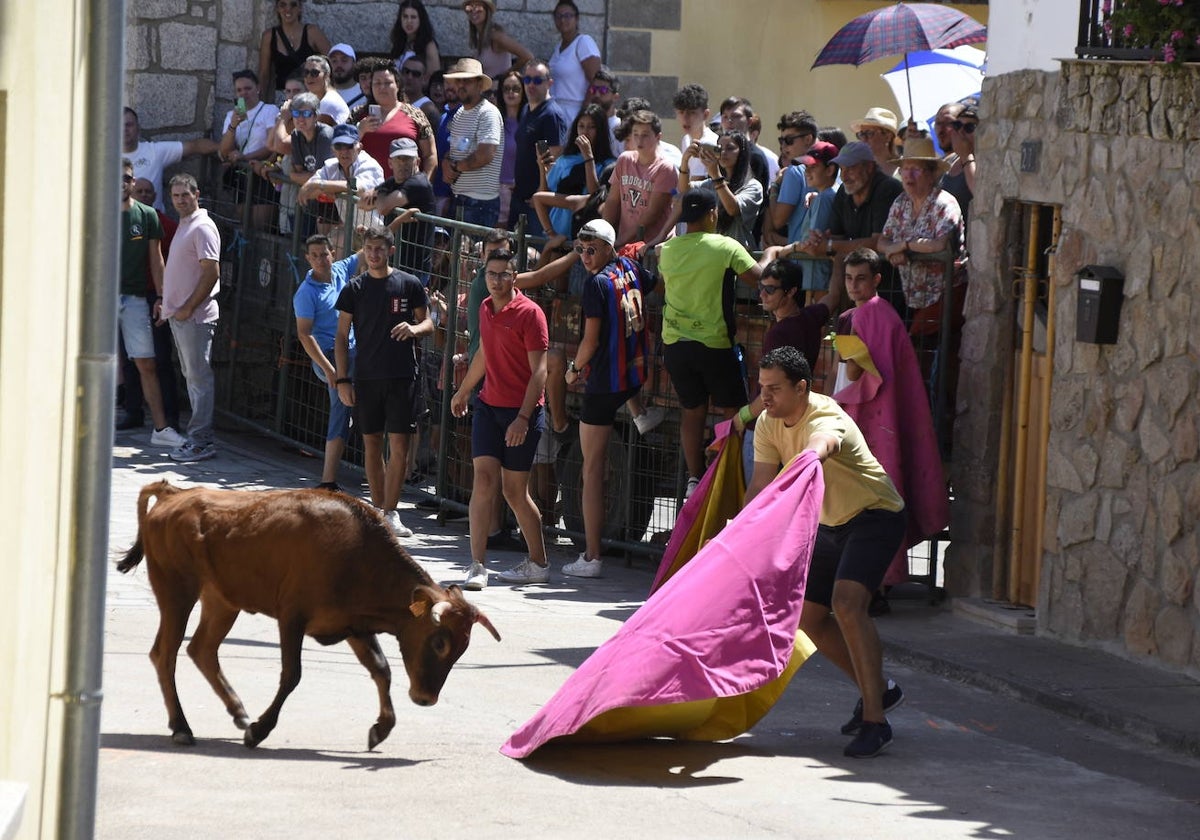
left=235, top=97, right=247, bottom=115
left=536, top=139, right=550, bottom=157
left=699, top=141, right=720, bottom=154
left=368, top=104, right=382, bottom=120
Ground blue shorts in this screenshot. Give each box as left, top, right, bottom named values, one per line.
left=471, top=399, right=544, bottom=473
left=312, top=352, right=353, bottom=442
left=452, top=194, right=500, bottom=230
left=118, top=295, right=155, bottom=359
left=805, top=507, right=907, bottom=608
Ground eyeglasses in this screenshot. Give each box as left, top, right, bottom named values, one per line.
left=303, top=68, right=324, bottom=77
left=484, top=270, right=514, bottom=281
left=856, top=128, right=883, bottom=140
left=778, top=134, right=809, bottom=146
left=401, top=67, right=423, bottom=78
left=523, top=75, right=548, bottom=86
left=122, top=174, right=136, bottom=183
left=573, top=243, right=602, bottom=256
left=951, top=120, right=978, bottom=134
left=291, top=108, right=316, bottom=118
left=758, top=284, right=783, bottom=296
left=554, top=11, right=577, bottom=19
left=588, top=84, right=611, bottom=95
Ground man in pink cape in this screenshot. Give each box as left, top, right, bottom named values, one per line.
left=832, top=248, right=949, bottom=586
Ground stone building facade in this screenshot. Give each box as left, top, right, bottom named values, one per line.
left=953, top=61, right=1200, bottom=676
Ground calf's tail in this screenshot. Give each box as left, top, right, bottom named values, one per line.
left=116, top=480, right=179, bottom=573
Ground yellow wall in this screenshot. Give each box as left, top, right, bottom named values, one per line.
left=0, top=0, right=85, bottom=835
left=645, top=1, right=988, bottom=140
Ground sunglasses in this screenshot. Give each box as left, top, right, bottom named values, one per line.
left=400, top=67, right=423, bottom=78
left=573, top=243, right=602, bottom=256
left=332, top=142, right=355, bottom=149
left=502, top=85, right=522, bottom=94
left=291, top=108, right=316, bottom=118
left=855, top=128, right=884, bottom=140
left=122, top=174, right=136, bottom=183
left=588, top=84, right=612, bottom=95
left=523, top=75, right=548, bottom=86
left=779, top=134, right=809, bottom=146
left=951, top=120, right=978, bottom=134
left=758, top=284, right=783, bottom=296
left=303, top=68, right=324, bottom=77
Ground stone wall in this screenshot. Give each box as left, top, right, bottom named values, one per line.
left=955, top=62, right=1200, bottom=676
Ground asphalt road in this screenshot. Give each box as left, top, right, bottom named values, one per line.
left=97, top=435, right=1200, bottom=840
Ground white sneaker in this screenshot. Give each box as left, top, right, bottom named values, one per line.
left=385, top=509, right=414, bottom=538
left=633, top=406, right=667, bottom=435
left=150, top=426, right=187, bottom=448
left=562, top=553, right=602, bottom=578
left=463, top=562, right=488, bottom=591
left=496, top=557, right=550, bottom=584
left=684, top=476, right=700, bottom=499
left=169, top=441, right=217, bottom=462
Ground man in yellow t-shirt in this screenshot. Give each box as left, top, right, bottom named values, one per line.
left=746, top=345, right=906, bottom=759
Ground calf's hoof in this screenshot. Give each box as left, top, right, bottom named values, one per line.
left=171, top=730, right=196, bottom=747
left=367, top=723, right=393, bottom=750
left=243, top=723, right=266, bottom=749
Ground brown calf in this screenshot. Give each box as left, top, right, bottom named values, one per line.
left=117, top=481, right=499, bottom=749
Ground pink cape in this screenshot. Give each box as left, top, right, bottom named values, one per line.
left=834, top=295, right=949, bottom=584
left=500, top=452, right=825, bottom=759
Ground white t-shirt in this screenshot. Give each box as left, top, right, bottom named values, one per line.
left=221, top=100, right=280, bottom=158
left=337, top=83, right=367, bottom=111
left=757, top=142, right=781, bottom=182
left=128, top=140, right=184, bottom=210
left=657, top=140, right=683, bottom=168
left=681, top=126, right=719, bottom=178
left=319, top=89, right=351, bottom=125
left=548, top=34, right=601, bottom=124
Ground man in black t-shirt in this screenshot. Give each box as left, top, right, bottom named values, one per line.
left=334, top=226, right=433, bottom=537
left=368, top=137, right=436, bottom=285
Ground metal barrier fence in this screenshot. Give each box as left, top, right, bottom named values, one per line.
left=199, top=165, right=955, bottom=589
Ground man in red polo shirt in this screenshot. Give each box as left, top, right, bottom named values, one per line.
left=450, top=248, right=550, bottom=590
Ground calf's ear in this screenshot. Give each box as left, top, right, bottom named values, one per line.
left=408, top=585, right=439, bottom=618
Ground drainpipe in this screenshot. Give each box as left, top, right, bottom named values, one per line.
left=56, top=0, right=125, bottom=835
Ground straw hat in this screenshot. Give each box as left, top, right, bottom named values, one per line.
left=443, top=57, right=492, bottom=89
left=850, top=106, right=898, bottom=136
left=890, top=134, right=950, bottom=175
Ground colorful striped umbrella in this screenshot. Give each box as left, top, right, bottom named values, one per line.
left=812, top=2, right=987, bottom=119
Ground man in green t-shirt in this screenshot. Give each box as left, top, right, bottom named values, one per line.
left=118, top=158, right=186, bottom=448
left=746, top=346, right=907, bottom=759
left=657, top=188, right=765, bottom=498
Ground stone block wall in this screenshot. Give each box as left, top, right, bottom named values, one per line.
left=956, top=62, right=1200, bottom=676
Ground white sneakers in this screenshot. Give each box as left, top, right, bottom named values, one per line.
left=562, top=553, right=602, bottom=578
left=385, top=509, right=413, bottom=538
left=496, top=558, right=550, bottom=584
left=463, top=562, right=488, bottom=590
left=150, top=426, right=187, bottom=448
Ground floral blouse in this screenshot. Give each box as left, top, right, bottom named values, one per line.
left=881, top=187, right=965, bottom=310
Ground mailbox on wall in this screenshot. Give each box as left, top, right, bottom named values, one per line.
left=1076, top=265, right=1124, bottom=344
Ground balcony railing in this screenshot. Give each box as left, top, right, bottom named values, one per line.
left=1076, top=0, right=1200, bottom=62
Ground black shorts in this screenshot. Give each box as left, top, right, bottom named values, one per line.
left=804, top=507, right=907, bottom=608
left=663, top=340, right=747, bottom=409
left=471, top=399, right=544, bottom=472
left=580, top=386, right=640, bottom=426
left=354, top=377, right=419, bottom=436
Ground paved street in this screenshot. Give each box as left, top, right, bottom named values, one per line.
left=97, top=428, right=1200, bottom=840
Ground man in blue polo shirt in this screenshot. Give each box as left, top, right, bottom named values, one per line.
left=293, top=233, right=362, bottom=490
left=507, top=58, right=568, bottom=233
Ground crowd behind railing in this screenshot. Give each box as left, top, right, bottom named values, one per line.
left=120, top=0, right=978, bottom=595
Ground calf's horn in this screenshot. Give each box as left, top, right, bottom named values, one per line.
left=473, top=610, right=501, bottom=642
left=431, top=600, right=451, bottom=624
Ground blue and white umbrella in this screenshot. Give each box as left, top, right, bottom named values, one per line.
left=881, top=45, right=986, bottom=125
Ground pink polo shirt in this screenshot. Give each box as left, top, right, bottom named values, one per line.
left=162, top=208, right=221, bottom=324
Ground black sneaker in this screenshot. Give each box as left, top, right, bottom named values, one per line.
left=843, top=721, right=893, bottom=758
left=841, top=680, right=904, bottom=735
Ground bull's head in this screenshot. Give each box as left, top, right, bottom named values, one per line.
left=399, top=584, right=500, bottom=705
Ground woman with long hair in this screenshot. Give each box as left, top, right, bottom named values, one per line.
left=389, top=0, right=441, bottom=88
left=547, top=1, right=601, bottom=123
left=532, top=104, right=615, bottom=240
left=257, top=0, right=331, bottom=97
left=462, top=0, right=532, bottom=92
left=497, top=69, right=527, bottom=226
left=356, top=61, right=438, bottom=178
left=677, top=130, right=763, bottom=249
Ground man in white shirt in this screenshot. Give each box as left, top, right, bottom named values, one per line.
left=674, top=83, right=718, bottom=180
left=329, top=43, right=366, bottom=111
left=299, top=123, right=385, bottom=245
left=123, top=107, right=219, bottom=211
